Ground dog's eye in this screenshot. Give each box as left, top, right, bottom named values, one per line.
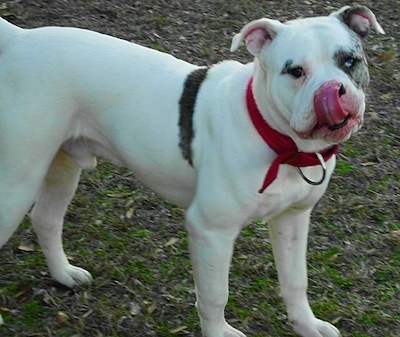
left=343, top=57, right=357, bottom=70
left=288, top=67, right=304, bottom=79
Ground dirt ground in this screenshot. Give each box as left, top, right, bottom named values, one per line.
left=0, top=1, right=399, bottom=337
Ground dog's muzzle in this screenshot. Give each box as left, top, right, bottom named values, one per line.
left=313, top=81, right=349, bottom=130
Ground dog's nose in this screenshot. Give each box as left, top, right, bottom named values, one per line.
left=338, top=83, right=346, bottom=97
left=314, top=81, right=348, bottom=127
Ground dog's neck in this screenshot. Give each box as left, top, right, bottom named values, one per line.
left=246, top=78, right=338, bottom=193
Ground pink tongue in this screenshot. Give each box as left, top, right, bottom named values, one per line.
left=313, top=81, right=348, bottom=126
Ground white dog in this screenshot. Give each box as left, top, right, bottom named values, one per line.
left=0, top=5, right=384, bottom=337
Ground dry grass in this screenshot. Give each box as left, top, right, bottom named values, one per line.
left=0, top=1, right=399, bottom=336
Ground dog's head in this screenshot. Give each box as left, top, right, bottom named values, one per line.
left=231, top=5, right=384, bottom=152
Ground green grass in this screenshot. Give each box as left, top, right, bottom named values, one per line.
left=1, top=1, right=399, bottom=337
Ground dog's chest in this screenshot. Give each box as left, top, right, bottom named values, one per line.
left=252, top=165, right=331, bottom=221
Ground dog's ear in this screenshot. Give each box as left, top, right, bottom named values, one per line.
left=330, top=5, right=385, bottom=37
left=230, top=19, right=284, bottom=56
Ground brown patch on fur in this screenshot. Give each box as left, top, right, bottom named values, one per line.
left=178, top=67, right=208, bottom=166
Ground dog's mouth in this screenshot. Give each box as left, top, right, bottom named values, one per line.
left=311, top=81, right=361, bottom=140
left=326, top=115, right=350, bottom=131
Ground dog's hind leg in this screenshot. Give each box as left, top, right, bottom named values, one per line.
left=0, top=195, right=35, bottom=249
left=30, top=151, right=92, bottom=287
left=0, top=166, right=48, bottom=249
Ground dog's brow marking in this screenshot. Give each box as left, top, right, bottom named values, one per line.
left=178, top=67, right=209, bottom=166
left=334, top=45, right=369, bottom=89
left=281, top=59, right=294, bottom=74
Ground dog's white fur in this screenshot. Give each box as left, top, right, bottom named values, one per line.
left=0, top=6, right=383, bottom=337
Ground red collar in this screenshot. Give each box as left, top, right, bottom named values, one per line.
left=246, top=78, right=338, bottom=193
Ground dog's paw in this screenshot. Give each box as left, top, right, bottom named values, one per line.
left=222, top=323, right=247, bottom=337
left=52, top=264, right=93, bottom=287
left=293, top=318, right=341, bottom=337
left=202, top=321, right=247, bottom=337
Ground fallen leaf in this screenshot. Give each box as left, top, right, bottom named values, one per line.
left=129, top=302, right=141, bottom=316
left=125, top=199, right=134, bottom=208
left=391, top=230, right=400, bottom=238
left=164, top=237, right=179, bottom=247
left=169, top=325, right=188, bottom=334
left=57, top=311, right=69, bottom=323
left=328, top=253, right=340, bottom=261
left=380, top=93, right=393, bottom=101
left=17, top=243, right=34, bottom=252
left=351, top=204, right=364, bottom=210
left=147, top=302, right=157, bottom=315
left=0, top=4, right=13, bottom=17
left=368, top=111, right=379, bottom=120
left=331, top=316, right=343, bottom=325
left=81, top=309, right=93, bottom=319
left=361, top=162, right=376, bottom=166
left=126, top=208, right=134, bottom=219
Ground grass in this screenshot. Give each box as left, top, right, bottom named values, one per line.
left=0, top=1, right=399, bottom=337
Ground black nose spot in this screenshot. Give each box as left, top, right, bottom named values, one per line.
left=338, top=84, right=346, bottom=97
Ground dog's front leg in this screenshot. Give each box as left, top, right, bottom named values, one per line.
left=186, top=207, right=246, bottom=337
left=269, top=209, right=340, bottom=337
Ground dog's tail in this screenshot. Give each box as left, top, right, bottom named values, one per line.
left=0, top=17, right=22, bottom=52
